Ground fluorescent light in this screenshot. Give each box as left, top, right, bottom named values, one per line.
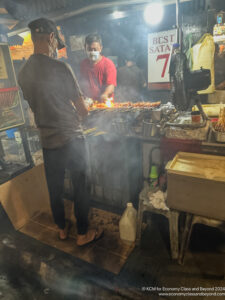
left=144, top=2, right=164, bottom=25
left=112, top=11, right=125, bottom=19
left=18, top=31, right=30, bottom=39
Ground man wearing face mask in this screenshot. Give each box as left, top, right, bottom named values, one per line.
left=18, top=18, right=104, bottom=246
left=80, top=34, right=117, bottom=102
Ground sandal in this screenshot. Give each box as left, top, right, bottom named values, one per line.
left=77, top=228, right=104, bottom=247
left=58, top=220, right=72, bottom=241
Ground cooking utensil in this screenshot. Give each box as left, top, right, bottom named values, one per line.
left=142, top=120, right=159, bottom=137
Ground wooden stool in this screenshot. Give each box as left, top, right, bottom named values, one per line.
left=179, top=213, right=225, bottom=264
left=136, top=184, right=180, bottom=260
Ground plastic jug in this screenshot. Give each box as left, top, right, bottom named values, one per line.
left=119, top=202, right=137, bottom=242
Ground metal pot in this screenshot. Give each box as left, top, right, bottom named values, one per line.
left=151, top=109, right=162, bottom=122
left=214, top=130, right=225, bottom=143
left=211, top=121, right=225, bottom=143
left=142, top=120, right=159, bottom=137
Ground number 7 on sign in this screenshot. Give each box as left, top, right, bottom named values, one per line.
left=156, top=54, right=170, bottom=78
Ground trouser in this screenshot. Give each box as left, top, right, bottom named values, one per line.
left=42, top=137, right=90, bottom=235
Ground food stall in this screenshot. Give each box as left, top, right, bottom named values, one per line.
left=0, top=2, right=224, bottom=299
left=0, top=0, right=223, bottom=248
left=84, top=101, right=162, bottom=209
left=0, top=0, right=222, bottom=211
left=83, top=96, right=225, bottom=205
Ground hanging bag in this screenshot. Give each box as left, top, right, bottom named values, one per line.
left=192, top=33, right=215, bottom=94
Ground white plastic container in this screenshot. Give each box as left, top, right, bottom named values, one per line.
left=119, top=202, right=137, bottom=242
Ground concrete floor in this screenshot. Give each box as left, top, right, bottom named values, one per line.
left=0, top=204, right=224, bottom=300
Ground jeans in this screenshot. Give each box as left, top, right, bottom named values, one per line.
left=42, top=137, right=90, bottom=235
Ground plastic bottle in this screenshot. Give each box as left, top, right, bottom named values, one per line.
left=149, top=165, right=158, bottom=188
left=119, top=202, right=137, bottom=242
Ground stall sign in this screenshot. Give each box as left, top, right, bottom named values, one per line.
left=148, top=29, right=177, bottom=89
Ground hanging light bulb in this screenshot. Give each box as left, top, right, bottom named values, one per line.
left=144, top=2, right=164, bottom=25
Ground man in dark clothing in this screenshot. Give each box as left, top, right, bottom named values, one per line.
left=18, top=18, right=103, bottom=246
left=116, top=53, right=146, bottom=102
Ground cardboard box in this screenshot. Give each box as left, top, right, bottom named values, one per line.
left=167, top=152, right=225, bottom=221
left=0, top=163, right=51, bottom=229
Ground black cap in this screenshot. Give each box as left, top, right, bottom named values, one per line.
left=28, top=18, right=65, bottom=50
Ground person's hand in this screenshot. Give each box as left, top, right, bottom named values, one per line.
left=100, top=94, right=108, bottom=102
left=72, top=97, right=89, bottom=118
left=84, top=98, right=94, bottom=108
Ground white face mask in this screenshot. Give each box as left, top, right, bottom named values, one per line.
left=87, top=50, right=100, bottom=62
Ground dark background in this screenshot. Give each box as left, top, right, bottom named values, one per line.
left=4, top=0, right=225, bottom=102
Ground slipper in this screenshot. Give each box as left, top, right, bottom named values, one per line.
left=77, top=228, right=104, bottom=247
left=58, top=220, right=72, bottom=241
